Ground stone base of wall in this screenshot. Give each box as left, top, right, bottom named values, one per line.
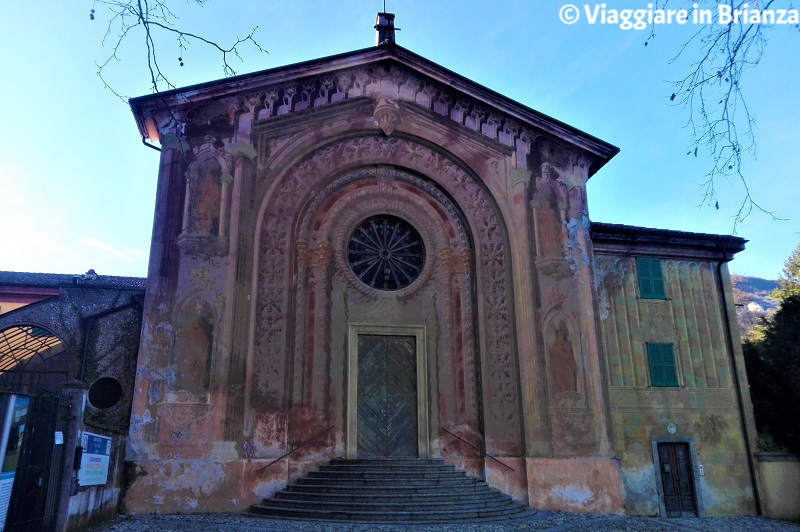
left=122, top=459, right=289, bottom=514
left=526, top=457, right=624, bottom=514
left=124, top=456, right=627, bottom=515
left=485, top=457, right=528, bottom=504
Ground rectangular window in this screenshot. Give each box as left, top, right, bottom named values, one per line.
left=647, top=342, right=679, bottom=387
left=637, top=257, right=666, bottom=299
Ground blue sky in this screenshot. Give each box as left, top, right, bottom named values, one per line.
left=1, top=1, right=798, bottom=280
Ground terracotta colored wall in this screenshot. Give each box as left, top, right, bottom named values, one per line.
left=125, top=57, right=620, bottom=514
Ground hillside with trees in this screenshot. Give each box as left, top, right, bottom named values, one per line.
left=731, top=275, right=779, bottom=341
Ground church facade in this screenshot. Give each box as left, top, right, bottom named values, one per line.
left=125, top=19, right=757, bottom=517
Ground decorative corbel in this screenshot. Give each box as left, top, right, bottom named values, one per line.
left=373, top=98, right=402, bottom=136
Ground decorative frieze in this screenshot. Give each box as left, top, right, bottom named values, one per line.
left=440, top=249, right=471, bottom=274
left=296, top=242, right=333, bottom=269
left=236, top=62, right=544, bottom=163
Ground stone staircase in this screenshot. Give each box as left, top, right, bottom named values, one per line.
left=248, top=458, right=539, bottom=523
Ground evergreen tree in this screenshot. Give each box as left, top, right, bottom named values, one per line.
left=772, top=243, right=800, bottom=302
left=743, top=293, right=800, bottom=454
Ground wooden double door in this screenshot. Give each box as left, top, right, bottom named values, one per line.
left=658, top=442, right=698, bottom=517
left=356, top=334, right=418, bottom=458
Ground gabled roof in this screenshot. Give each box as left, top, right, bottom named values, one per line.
left=130, top=43, right=619, bottom=175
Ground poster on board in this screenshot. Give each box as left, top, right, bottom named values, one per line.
left=77, top=432, right=112, bottom=486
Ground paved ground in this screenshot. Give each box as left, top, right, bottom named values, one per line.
left=89, top=512, right=800, bottom=531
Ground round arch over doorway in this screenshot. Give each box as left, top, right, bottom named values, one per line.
left=247, top=133, right=523, bottom=476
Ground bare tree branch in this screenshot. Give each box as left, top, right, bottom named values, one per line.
left=649, top=0, right=795, bottom=229
left=90, top=0, right=264, bottom=265
left=91, top=0, right=266, bottom=99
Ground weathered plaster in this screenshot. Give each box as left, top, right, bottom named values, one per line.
left=526, top=457, right=624, bottom=514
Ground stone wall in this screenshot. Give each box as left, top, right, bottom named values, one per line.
left=755, top=453, right=800, bottom=522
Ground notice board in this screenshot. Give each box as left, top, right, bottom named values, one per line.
left=77, top=432, right=112, bottom=486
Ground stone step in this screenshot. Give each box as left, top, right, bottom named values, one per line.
left=329, top=458, right=445, bottom=465
left=320, top=462, right=457, bottom=472
left=249, top=458, right=538, bottom=523
left=283, top=482, right=496, bottom=495
left=307, top=469, right=468, bottom=480
left=275, top=489, right=506, bottom=504
left=294, top=476, right=479, bottom=487
left=248, top=504, right=533, bottom=523
left=260, top=497, right=518, bottom=513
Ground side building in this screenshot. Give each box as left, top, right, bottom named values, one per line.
left=0, top=271, right=145, bottom=530
left=592, top=223, right=757, bottom=517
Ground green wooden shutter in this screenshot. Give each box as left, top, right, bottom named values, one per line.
left=647, top=343, right=664, bottom=385
left=637, top=258, right=666, bottom=299
left=650, top=260, right=666, bottom=298
left=659, top=343, right=678, bottom=385
left=637, top=258, right=653, bottom=297
left=647, top=342, right=678, bottom=387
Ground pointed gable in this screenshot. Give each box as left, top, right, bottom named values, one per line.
left=130, top=45, right=618, bottom=177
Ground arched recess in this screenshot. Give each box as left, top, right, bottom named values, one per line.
left=0, top=325, right=69, bottom=394
left=171, top=295, right=218, bottom=400
left=291, top=165, right=477, bottom=461
left=541, top=308, right=595, bottom=456
left=245, top=133, right=523, bottom=462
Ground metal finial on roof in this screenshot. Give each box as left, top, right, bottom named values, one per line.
left=375, top=12, right=397, bottom=46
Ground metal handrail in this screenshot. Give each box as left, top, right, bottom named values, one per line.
left=440, top=427, right=514, bottom=472
left=257, top=425, right=335, bottom=476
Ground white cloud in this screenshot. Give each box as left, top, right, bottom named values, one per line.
left=81, top=237, right=144, bottom=264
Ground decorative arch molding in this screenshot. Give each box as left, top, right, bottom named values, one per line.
left=298, top=165, right=472, bottom=297
left=252, top=114, right=516, bottom=230
left=246, top=134, right=523, bottom=456
left=288, top=166, right=478, bottom=455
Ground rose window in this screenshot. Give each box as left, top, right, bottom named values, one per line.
left=347, top=215, right=425, bottom=291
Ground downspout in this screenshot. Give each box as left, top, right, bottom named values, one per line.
left=142, top=136, right=161, bottom=152
left=80, top=316, right=96, bottom=382
left=716, top=244, right=761, bottom=515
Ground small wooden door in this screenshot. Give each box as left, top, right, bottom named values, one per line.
left=658, top=442, right=698, bottom=517
left=357, top=335, right=418, bottom=458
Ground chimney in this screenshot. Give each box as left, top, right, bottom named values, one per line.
left=375, top=12, right=396, bottom=46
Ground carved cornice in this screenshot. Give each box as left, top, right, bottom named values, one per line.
left=245, top=62, right=538, bottom=154
left=131, top=47, right=619, bottom=173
